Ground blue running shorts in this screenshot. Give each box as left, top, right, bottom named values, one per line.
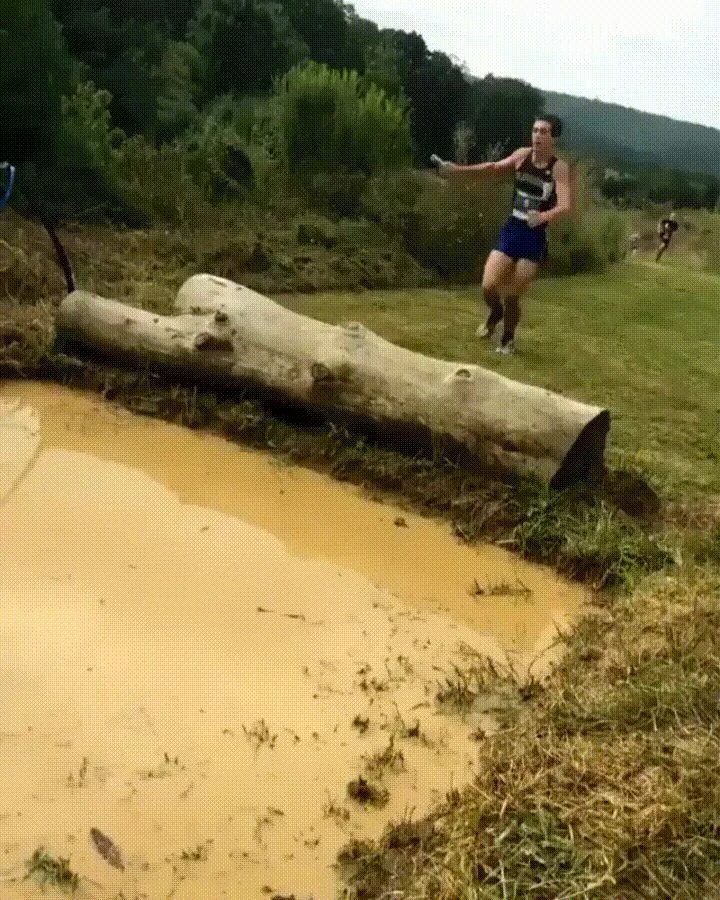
left=495, top=217, right=548, bottom=263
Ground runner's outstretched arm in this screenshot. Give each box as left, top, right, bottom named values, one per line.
left=434, top=148, right=527, bottom=179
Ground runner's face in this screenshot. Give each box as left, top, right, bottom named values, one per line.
left=532, top=121, right=554, bottom=155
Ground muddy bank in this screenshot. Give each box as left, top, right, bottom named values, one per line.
left=0, top=383, right=585, bottom=898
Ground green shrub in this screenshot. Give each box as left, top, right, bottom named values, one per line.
left=275, top=62, right=411, bottom=179
left=362, top=169, right=509, bottom=280
left=113, top=136, right=208, bottom=226
left=546, top=208, right=628, bottom=276
left=179, top=95, right=256, bottom=202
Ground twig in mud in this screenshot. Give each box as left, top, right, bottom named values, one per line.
left=469, top=578, right=534, bottom=600
left=323, top=795, right=351, bottom=823
left=242, top=719, right=278, bottom=749
left=347, top=775, right=389, bottom=808
left=363, top=735, right=406, bottom=776
left=67, top=756, right=88, bottom=788
left=351, top=715, right=370, bottom=734
left=179, top=781, right=195, bottom=799
left=180, top=840, right=212, bottom=862
left=256, top=607, right=306, bottom=622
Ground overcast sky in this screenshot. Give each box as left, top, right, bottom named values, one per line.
left=351, top=0, right=720, bottom=130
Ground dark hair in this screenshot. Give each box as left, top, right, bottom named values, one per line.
left=536, top=114, right=563, bottom=138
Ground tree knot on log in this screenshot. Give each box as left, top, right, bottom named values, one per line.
left=193, top=332, right=234, bottom=353
left=311, top=362, right=333, bottom=382
left=344, top=321, right=366, bottom=338
left=447, top=367, right=473, bottom=383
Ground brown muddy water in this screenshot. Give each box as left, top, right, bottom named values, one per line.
left=0, top=382, right=586, bottom=899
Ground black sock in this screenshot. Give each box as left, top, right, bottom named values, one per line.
left=502, top=296, right=520, bottom=344
left=486, top=307, right=503, bottom=332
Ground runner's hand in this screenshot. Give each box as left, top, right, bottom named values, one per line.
left=430, top=154, right=454, bottom=177
left=526, top=210, right=542, bottom=228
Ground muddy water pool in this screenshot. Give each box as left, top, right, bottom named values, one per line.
left=0, top=382, right=585, bottom=899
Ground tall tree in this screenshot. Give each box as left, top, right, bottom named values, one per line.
left=467, top=76, right=544, bottom=159
left=281, top=0, right=349, bottom=68
left=0, top=0, right=71, bottom=164
left=404, top=51, right=471, bottom=161
left=189, top=0, right=307, bottom=99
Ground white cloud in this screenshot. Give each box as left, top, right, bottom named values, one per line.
left=350, top=0, right=720, bottom=129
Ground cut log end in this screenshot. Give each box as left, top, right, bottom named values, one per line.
left=551, top=409, right=611, bottom=490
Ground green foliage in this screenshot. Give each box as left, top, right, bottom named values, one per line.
left=189, top=0, right=307, bottom=100
left=275, top=62, right=411, bottom=180
left=62, top=82, right=124, bottom=171
left=25, top=847, right=79, bottom=893
left=468, top=75, right=544, bottom=161
left=402, top=177, right=507, bottom=279
left=283, top=0, right=354, bottom=69
left=601, top=164, right=720, bottom=210
left=512, top=489, right=673, bottom=588
left=155, top=40, right=203, bottom=139
left=0, top=0, right=70, bottom=164
left=361, top=169, right=506, bottom=279
left=361, top=38, right=406, bottom=100
left=113, top=135, right=207, bottom=225
left=179, top=96, right=256, bottom=201
left=546, top=208, right=628, bottom=276
left=402, top=50, right=471, bottom=162
left=13, top=79, right=133, bottom=224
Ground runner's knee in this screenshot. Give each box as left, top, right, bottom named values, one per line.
left=506, top=278, right=532, bottom=297
left=482, top=273, right=502, bottom=295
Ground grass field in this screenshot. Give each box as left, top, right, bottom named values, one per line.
left=282, top=254, right=720, bottom=499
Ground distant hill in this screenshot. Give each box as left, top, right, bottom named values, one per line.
left=543, top=90, right=720, bottom=178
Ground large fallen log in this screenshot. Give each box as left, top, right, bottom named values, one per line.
left=56, top=275, right=610, bottom=487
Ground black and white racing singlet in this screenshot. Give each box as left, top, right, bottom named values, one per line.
left=511, top=152, right=557, bottom=224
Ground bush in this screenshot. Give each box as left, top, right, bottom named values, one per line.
left=405, top=177, right=508, bottom=278
left=179, top=95, right=257, bottom=202
left=362, top=169, right=509, bottom=280
left=546, top=208, right=628, bottom=276
left=13, top=81, right=139, bottom=225
left=307, top=167, right=368, bottom=217
left=275, top=62, right=411, bottom=179
left=113, top=136, right=208, bottom=226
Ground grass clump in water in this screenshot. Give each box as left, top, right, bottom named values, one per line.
left=25, top=848, right=80, bottom=893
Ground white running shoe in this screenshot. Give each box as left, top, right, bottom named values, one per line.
left=496, top=340, right=516, bottom=356
left=476, top=322, right=495, bottom=339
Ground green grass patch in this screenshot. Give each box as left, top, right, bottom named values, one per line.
left=24, top=848, right=79, bottom=893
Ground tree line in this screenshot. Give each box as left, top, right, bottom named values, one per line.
left=1, top=0, right=715, bottom=226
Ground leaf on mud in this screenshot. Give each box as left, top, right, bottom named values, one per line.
left=89, top=828, right=125, bottom=871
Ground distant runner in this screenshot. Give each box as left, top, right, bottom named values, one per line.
left=432, top=116, right=572, bottom=354
left=655, top=212, right=679, bottom=262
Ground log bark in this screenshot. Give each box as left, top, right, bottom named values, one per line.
left=56, top=276, right=610, bottom=488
